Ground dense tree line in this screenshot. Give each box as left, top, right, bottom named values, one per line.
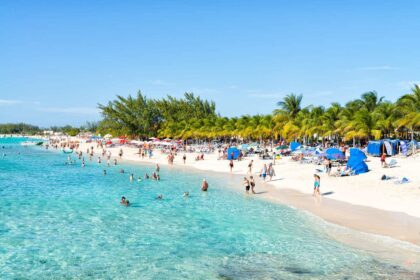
left=0, top=123, right=41, bottom=135
left=97, top=86, right=420, bottom=144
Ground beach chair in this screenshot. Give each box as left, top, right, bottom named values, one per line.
left=384, top=159, right=397, bottom=168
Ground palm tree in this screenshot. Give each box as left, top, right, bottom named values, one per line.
left=275, top=93, right=303, bottom=119
left=395, top=85, right=420, bottom=142
left=360, top=91, right=384, bottom=112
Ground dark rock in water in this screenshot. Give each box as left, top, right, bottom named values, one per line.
left=217, top=274, right=234, bottom=280
left=284, top=266, right=312, bottom=275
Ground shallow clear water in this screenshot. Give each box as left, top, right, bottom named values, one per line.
left=0, top=137, right=419, bottom=279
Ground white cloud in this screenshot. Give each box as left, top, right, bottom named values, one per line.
left=359, top=65, right=398, bottom=71
left=0, top=99, right=21, bottom=105
left=37, top=107, right=99, bottom=114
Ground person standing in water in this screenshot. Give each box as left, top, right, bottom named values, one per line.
left=130, top=174, right=134, bottom=182
left=156, top=164, right=160, bottom=173
left=313, top=174, right=321, bottom=196
left=201, top=178, right=208, bottom=191
left=243, top=177, right=250, bottom=194
left=250, top=176, right=256, bottom=194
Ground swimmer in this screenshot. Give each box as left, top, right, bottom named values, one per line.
left=201, top=178, right=208, bottom=191
left=137, top=176, right=142, bottom=182
left=120, top=169, right=125, bottom=174
left=145, top=173, right=149, bottom=179
left=156, top=194, right=163, bottom=200
left=82, top=161, right=85, bottom=167
left=120, top=196, right=126, bottom=204
left=183, top=192, right=189, bottom=197
left=103, top=170, right=107, bottom=176
left=152, top=172, right=158, bottom=180
left=130, top=174, right=134, bottom=182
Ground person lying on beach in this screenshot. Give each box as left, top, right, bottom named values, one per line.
left=201, top=178, right=208, bottom=191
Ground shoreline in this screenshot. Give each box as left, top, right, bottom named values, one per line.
left=42, top=139, right=420, bottom=246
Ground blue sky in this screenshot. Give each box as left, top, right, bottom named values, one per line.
left=1, top=0, right=419, bottom=127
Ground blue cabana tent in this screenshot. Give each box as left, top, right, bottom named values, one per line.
left=325, top=148, right=345, bottom=160
left=347, top=148, right=368, bottom=174
left=367, top=141, right=382, bottom=156
left=227, top=147, right=240, bottom=160
left=290, top=142, right=301, bottom=151
left=367, top=139, right=400, bottom=156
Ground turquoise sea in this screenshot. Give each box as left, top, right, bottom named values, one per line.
left=0, top=137, right=419, bottom=279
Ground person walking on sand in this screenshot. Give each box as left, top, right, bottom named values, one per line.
left=250, top=176, right=256, bottom=194
left=268, top=163, right=276, bottom=181
left=248, top=160, right=253, bottom=174
left=260, top=164, right=267, bottom=181
left=229, top=160, right=234, bottom=173
left=380, top=153, right=387, bottom=167
left=313, top=174, right=321, bottom=196
left=243, top=177, right=250, bottom=194
left=183, top=154, right=186, bottom=164
left=201, top=178, right=208, bottom=191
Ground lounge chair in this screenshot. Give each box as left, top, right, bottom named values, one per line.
left=384, top=159, right=397, bottom=168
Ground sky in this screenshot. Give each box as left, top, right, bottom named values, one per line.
left=1, top=0, right=419, bottom=127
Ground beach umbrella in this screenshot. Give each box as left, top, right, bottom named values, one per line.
left=325, top=148, right=345, bottom=160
